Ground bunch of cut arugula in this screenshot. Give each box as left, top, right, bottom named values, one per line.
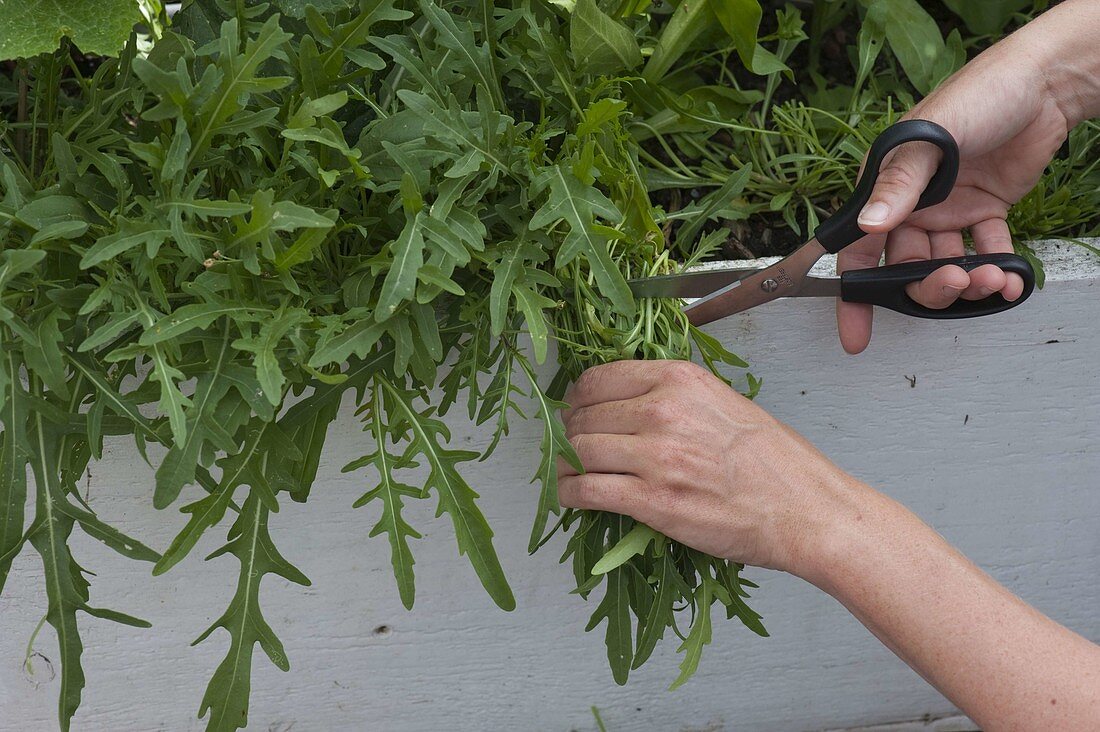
left=0, top=0, right=783, bottom=727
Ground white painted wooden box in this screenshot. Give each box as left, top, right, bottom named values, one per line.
left=1, top=241, right=1097, bottom=731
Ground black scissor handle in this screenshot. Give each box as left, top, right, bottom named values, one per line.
left=840, top=253, right=1035, bottom=319
left=815, top=120, right=960, bottom=254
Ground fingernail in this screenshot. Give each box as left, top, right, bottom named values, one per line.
left=858, top=202, right=890, bottom=226
left=978, top=286, right=994, bottom=296
left=942, top=285, right=963, bottom=297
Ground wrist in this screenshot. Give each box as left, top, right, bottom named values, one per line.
left=772, top=457, right=880, bottom=586
left=782, top=471, right=896, bottom=593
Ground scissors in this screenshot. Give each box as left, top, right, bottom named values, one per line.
left=628, top=120, right=1036, bottom=327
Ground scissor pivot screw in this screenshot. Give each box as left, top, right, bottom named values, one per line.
left=761, top=278, right=779, bottom=293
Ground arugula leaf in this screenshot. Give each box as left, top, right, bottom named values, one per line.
left=194, top=491, right=310, bottom=732
left=592, top=523, right=660, bottom=575
left=378, top=377, right=516, bottom=610
left=519, top=357, right=581, bottom=553
left=346, top=381, right=422, bottom=608
left=232, top=308, right=312, bottom=406
left=670, top=578, right=714, bottom=690
left=584, top=520, right=635, bottom=684
left=0, top=0, right=788, bottom=719
left=26, top=378, right=154, bottom=731
left=376, top=212, right=427, bottom=320
left=530, top=165, right=635, bottom=315
left=0, top=339, right=29, bottom=594
left=153, top=325, right=236, bottom=508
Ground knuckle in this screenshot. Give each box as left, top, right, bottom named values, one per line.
left=874, top=163, right=917, bottom=193
left=645, top=396, right=681, bottom=426
left=663, top=359, right=704, bottom=386
left=569, top=367, right=600, bottom=401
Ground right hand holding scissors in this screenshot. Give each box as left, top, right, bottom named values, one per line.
left=837, top=29, right=1079, bottom=354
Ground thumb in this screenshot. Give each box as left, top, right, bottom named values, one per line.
left=856, top=141, right=944, bottom=234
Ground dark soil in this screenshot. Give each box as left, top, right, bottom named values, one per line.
left=719, top=215, right=805, bottom=259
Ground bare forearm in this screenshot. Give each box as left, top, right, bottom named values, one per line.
left=1017, top=0, right=1100, bottom=126
left=798, top=478, right=1100, bottom=730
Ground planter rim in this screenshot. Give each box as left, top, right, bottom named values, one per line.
left=697, top=238, right=1100, bottom=284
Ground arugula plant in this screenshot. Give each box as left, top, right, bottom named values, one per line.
left=2, top=0, right=1097, bottom=729
left=0, top=0, right=777, bottom=728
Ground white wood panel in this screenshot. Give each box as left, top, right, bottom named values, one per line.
left=1, top=241, right=1097, bottom=731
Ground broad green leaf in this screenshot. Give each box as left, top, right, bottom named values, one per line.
left=709, top=0, right=762, bottom=68
left=0, top=0, right=142, bottom=58
left=21, top=309, right=69, bottom=399
left=13, top=196, right=87, bottom=231
left=675, top=163, right=752, bottom=247
left=512, top=284, right=555, bottom=364
left=855, top=10, right=887, bottom=92
left=27, top=474, right=87, bottom=732
left=274, top=227, right=331, bottom=271
left=489, top=245, right=527, bottom=336
left=632, top=550, right=678, bottom=668
left=154, top=489, right=237, bottom=577
left=864, top=0, right=948, bottom=94
left=941, top=0, right=1030, bottom=34
left=570, top=0, right=642, bottom=74
left=397, top=90, right=514, bottom=177
left=577, top=98, right=628, bottom=138
left=418, top=0, right=505, bottom=108
left=162, top=118, right=191, bottom=185
left=149, top=353, right=191, bottom=449
left=284, top=399, right=338, bottom=503
left=54, top=501, right=160, bottom=563
left=27, top=399, right=151, bottom=731
left=154, top=327, right=236, bottom=509
left=186, top=17, right=294, bottom=161
left=644, top=0, right=763, bottom=81
left=154, top=423, right=273, bottom=576
left=0, top=249, right=46, bottom=292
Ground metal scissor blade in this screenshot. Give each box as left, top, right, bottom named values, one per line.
left=627, top=267, right=761, bottom=298
left=684, top=239, right=828, bottom=326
